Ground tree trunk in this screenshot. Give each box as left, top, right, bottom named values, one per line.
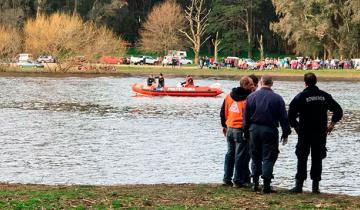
left=212, top=31, right=221, bottom=62
left=257, top=35, right=264, bottom=60
left=247, top=2, right=253, bottom=59
left=73, top=0, right=78, bottom=15
left=194, top=48, right=199, bottom=65
left=37, top=0, right=46, bottom=17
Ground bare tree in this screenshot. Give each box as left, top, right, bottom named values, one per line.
left=211, top=31, right=221, bottom=62
left=180, top=0, right=210, bottom=65
left=139, top=0, right=186, bottom=55
left=0, top=25, right=22, bottom=60
left=25, top=13, right=126, bottom=72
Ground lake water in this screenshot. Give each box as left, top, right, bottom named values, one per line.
left=0, top=76, right=359, bottom=196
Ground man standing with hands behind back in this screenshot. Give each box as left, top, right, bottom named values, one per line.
left=288, top=72, right=343, bottom=194
left=243, top=75, right=291, bottom=193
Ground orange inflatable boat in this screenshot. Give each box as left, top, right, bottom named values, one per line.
left=132, top=83, right=223, bottom=97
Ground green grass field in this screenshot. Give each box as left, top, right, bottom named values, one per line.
left=0, top=183, right=359, bottom=209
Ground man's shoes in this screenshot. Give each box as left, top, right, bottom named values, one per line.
left=252, top=184, right=260, bottom=192
left=289, top=179, right=304, bottom=193
left=263, top=186, right=277, bottom=194
left=233, top=183, right=243, bottom=188
left=222, top=181, right=233, bottom=187
left=252, top=177, right=260, bottom=192
left=242, top=182, right=253, bottom=188
left=263, top=179, right=277, bottom=194
left=312, top=180, right=320, bottom=194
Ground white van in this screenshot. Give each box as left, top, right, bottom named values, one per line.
left=17, top=53, right=33, bottom=62
left=352, top=58, right=360, bottom=69
left=167, top=50, right=187, bottom=58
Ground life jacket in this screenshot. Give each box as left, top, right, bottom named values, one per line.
left=185, top=77, right=194, bottom=87
left=224, top=94, right=246, bottom=128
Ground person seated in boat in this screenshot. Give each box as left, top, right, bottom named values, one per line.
left=147, top=75, right=156, bottom=87
left=155, top=73, right=165, bottom=88
left=181, top=75, right=195, bottom=87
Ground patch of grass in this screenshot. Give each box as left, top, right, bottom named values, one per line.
left=0, top=183, right=359, bottom=209
left=111, top=200, right=122, bottom=209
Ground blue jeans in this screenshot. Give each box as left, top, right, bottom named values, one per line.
left=223, top=128, right=251, bottom=184
left=249, top=124, right=279, bottom=180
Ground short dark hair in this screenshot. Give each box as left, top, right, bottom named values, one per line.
left=248, top=74, right=259, bottom=86
left=261, top=75, right=273, bottom=86
left=304, top=72, right=317, bottom=86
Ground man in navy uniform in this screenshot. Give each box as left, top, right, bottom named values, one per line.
left=244, top=75, right=291, bottom=193
left=288, top=72, right=343, bottom=194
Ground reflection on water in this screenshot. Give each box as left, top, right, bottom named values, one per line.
left=0, top=76, right=359, bottom=195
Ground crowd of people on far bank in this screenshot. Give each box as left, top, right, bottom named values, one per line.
left=220, top=73, right=343, bottom=194
left=200, top=56, right=360, bottom=70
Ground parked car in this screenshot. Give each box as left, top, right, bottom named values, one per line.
left=238, top=58, right=257, bottom=69
left=100, top=56, right=122, bottom=64
left=143, top=56, right=158, bottom=65
left=130, top=55, right=158, bottom=65
left=16, top=53, right=33, bottom=62
left=17, top=60, right=44, bottom=68
left=130, top=55, right=145, bottom=65
left=37, top=55, right=55, bottom=63
left=179, top=58, right=193, bottom=65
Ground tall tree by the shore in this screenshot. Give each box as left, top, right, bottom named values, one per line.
left=209, top=0, right=266, bottom=58
left=139, top=0, right=186, bottom=55
left=272, top=0, right=360, bottom=59
left=180, top=0, right=210, bottom=65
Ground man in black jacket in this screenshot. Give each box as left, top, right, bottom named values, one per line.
left=288, top=72, right=343, bottom=194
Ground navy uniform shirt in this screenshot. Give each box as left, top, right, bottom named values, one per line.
left=244, top=87, right=291, bottom=136
left=288, top=85, right=343, bottom=133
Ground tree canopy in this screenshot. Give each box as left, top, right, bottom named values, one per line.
left=0, top=0, right=359, bottom=59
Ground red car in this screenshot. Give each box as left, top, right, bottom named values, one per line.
left=100, top=56, right=122, bottom=64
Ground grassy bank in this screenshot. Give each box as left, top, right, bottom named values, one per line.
left=0, top=183, right=359, bottom=209
left=1, top=65, right=360, bottom=81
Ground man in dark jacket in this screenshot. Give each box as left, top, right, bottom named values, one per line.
left=220, top=76, right=254, bottom=187
left=288, top=72, right=343, bottom=194
left=243, top=75, right=291, bottom=193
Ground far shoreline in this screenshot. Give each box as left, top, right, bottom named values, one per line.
left=0, top=65, right=360, bottom=82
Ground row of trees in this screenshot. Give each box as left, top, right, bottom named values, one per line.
left=0, top=12, right=125, bottom=71
left=0, top=0, right=359, bottom=65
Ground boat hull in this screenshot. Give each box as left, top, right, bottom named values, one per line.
left=132, top=83, right=223, bottom=97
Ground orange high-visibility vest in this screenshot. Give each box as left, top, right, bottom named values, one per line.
left=224, top=94, right=246, bottom=128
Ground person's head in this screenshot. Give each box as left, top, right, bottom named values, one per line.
left=260, top=75, right=273, bottom=88
left=240, top=76, right=254, bottom=91
left=160, top=73, right=163, bottom=77
left=304, top=72, right=317, bottom=87
left=248, top=74, right=259, bottom=91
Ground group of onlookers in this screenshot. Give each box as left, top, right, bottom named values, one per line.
left=201, top=56, right=360, bottom=70
left=221, top=73, right=343, bottom=194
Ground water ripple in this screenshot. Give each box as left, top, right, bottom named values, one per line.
left=0, top=77, right=358, bottom=195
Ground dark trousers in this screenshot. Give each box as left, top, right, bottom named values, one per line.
left=249, top=124, right=279, bottom=180
left=295, top=133, right=327, bottom=181
left=223, top=128, right=250, bottom=184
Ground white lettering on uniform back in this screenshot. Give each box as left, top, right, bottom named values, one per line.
left=306, top=96, right=325, bottom=102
